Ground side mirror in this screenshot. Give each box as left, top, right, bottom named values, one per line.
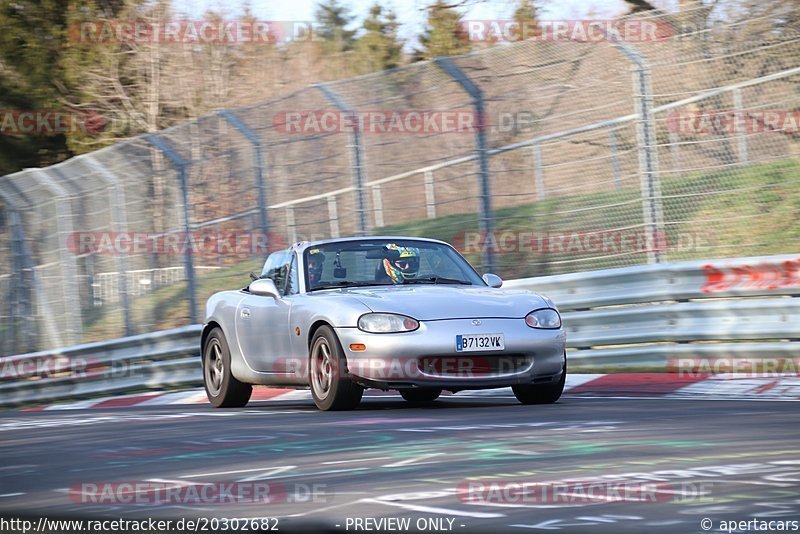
left=249, top=278, right=281, bottom=299
left=482, top=273, right=503, bottom=288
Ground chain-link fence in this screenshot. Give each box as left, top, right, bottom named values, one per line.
left=1, top=5, right=798, bottom=355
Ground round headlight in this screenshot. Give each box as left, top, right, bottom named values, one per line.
left=525, top=309, right=561, bottom=329
left=358, top=313, right=419, bottom=333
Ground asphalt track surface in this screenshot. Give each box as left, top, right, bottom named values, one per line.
left=1, top=392, right=799, bottom=533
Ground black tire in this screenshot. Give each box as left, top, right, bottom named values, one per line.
left=203, top=327, right=252, bottom=408
left=309, top=326, right=363, bottom=411
left=512, top=360, right=567, bottom=405
left=400, top=388, right=442, bottom=403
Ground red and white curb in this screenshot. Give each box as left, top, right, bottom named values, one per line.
left=21, top=373, right=800, bottom=411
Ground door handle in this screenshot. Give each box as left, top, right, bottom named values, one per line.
left=240, top=308, right=251, bottom=319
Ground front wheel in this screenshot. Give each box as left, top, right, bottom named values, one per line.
left=512, top=360, right=566, bottom=405
left=400, top=388, right=442, bottom=403
left=203, top=327, right=252, bottom=408
left=309, top=326, right=363, bottom=411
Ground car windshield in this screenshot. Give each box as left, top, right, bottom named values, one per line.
left=304, top=239, right=484, bottom=291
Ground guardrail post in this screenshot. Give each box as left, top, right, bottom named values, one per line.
left=219, top=111, right=271, bottom=243
left=314, top=83, right=368, bottom=236
left=81, top=156, right=134, bottom=337
left=609, top=38, right=665, bottom=264
left=144, top=134, right=198, bottom=323
left=435, top=56, right=496, bottom=273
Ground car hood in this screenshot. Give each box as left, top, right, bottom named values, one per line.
left=339, top=285, right=549, bottom=320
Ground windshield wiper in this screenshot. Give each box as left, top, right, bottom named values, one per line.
left=310, top=281, right=388, bottom=291
left=403, top=276, right=473, bottom=285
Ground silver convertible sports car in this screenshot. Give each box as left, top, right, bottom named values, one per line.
left=201, top=236, right=567, bottom=410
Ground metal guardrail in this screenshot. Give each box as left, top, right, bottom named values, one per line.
left=0, top=325, right=201, bottom=406
left=506, top=253, right=800, bottom=368
left=503, top=253, right=800, bottom=309
left=1, top=254, right=798, bottom=406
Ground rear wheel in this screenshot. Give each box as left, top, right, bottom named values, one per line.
left=513, top=360, right=566, bottom=405
left=203, top=327, right=252, bottom=408
left=309, top=326, right=363, bottom=411
left=400, top=388, right=442, bottom=403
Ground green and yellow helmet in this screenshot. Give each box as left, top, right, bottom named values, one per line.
left=382, top=244, right=420, bottom=283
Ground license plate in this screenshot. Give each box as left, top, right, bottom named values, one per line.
left=456, top=333, right=504, bottom=352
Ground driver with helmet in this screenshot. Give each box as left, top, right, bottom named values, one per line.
left=377, top=243, right=420, bottom=284
left=307, top=250, right=325, bottom=288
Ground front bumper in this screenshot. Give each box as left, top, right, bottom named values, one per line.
left=335, top=318, right=566, bottom=390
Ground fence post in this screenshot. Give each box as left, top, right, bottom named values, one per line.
left=732, top=88, right=749, bottom=164
left=435, top=56, right=496, bottom=273
left=532, top=144, right=545, bottom=200
left=0, top=188, right=36, bottom=353
left=372, top=185, right=384, bottom=228
left=609, top=39, right=665, bottom=264
left=424, top=170, right=437, bottom=219
left=5, top=208, right=22, bottom=351
left=668, top=130, right=682, bottom=176
left=314, top=83, right=368, bottom=236
left=609, top=129, right=623, bottom=190
left=8, top=210, right=36, bottom=352
left=285, top=206, right=297, bottom=243
left=144, top=134, right=198, bottom=323
left=48, top=166, right=97, bottom=318
left=79, top=156, right=134, bottom=337
left=218, top=110, right=271, bottom=242
left=0, top=179, right=56, bottom=350
left=327, top=196, right=340, bottom=237
left=29, top=169, right=84, bottom=345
